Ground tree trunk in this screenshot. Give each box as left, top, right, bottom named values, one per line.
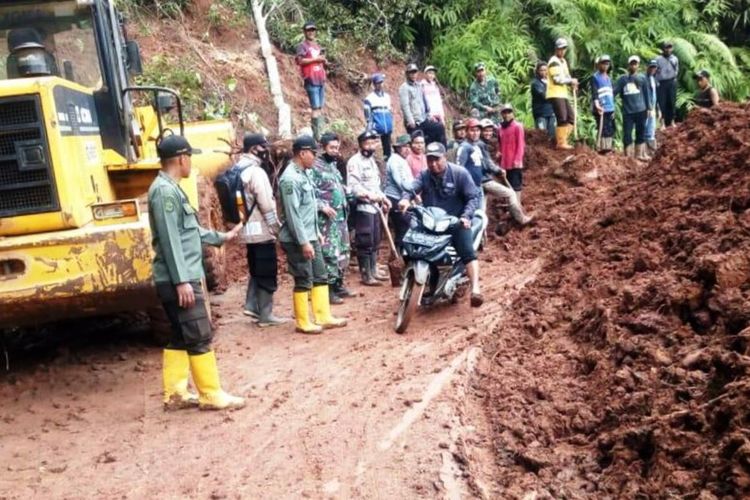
left=251, top=0, right=292, bottom=139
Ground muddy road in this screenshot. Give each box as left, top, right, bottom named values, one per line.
left=0, top=247, right=539, bottom=499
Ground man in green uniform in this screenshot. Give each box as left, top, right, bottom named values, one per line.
left=469, top=62, right=502, bottom=122
left=310, top=132, right=354, bottom=305
left=279, top=135, right=347, bottom=334
left=148, top=134, right=245, bottom=411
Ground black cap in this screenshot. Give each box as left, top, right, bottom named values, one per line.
left=303, top=21, right=317, bottom=31
left=320, top=132, right=339, bottom=145
left=406, top=63, right=419, bottom=73
left=157, top=135, right=201, bottom=160
left=425, top=142, right=446, bottom=158
left=292, top=135, right=317, bottom=154
left=243, top=133, right=268, bottom=152
left=358, top=129, right=379, bottom=144
left=7, top=28, right=45, bottom=52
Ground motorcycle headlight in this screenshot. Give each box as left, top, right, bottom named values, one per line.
left=434, top=218, right=452, bottom=233
left=421, top=212, right=435, bottom=231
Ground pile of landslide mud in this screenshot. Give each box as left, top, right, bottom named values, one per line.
left=481, top=103, right=750, bottom=497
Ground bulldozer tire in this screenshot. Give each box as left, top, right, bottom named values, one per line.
left=197, top=175, right=228, bottom=293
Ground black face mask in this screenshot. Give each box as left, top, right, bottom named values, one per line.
left=323, top=152, right=337, bottom=163
left=361, top=148, right=375, bottom=158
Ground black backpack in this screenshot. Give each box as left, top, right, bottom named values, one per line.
left=214, top=163, right=255, bottom=224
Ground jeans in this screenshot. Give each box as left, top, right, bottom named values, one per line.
left=645, top=112, right=656, bottom=142
left=534, top=115, right=556, bottom=139
left=623, top=111, right=647, bottom=146
left=304, top=82, right=326, bottom=110
left=449, top=225, right=476, bottom=264
left=656, top=78, right=677, bottom=126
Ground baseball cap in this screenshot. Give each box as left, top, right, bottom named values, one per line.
left=555, top=37, right=568, bottom=49
left=358, top=129, right=379, bottom=143
left=243, top=133, right=268, bottom=151
left=479, top=118, right=495, bottom=128
left=628, top=55, right=641, bottom=64
left=8, top=28, right=45, bottom=51
left=424, top=65, right=437, bottom=73
left=292, top=135, right=317, bottom=154
left=394, top=134, right=411, bottom=147
left=157, top=134, right=201, bottom=160
left=465, top=118, right=481, bottom=129
left=648, top=59, right=658, bottom=68
left=500, top=103, right=514, bottom=113
left=303, top=21, right=317, bottom=31
left=405, top=63, right=419, bottom=73
left=371, top=72, right=385, bottom=84
left=474, top=62, right=486, bottom=72
left=695, top=69, right=710, bottom=79
left=597, top=54, right=611, bottom=64
left=425, top=142, right=446, bottom=158
left=452, top=119, right=466, bottom=131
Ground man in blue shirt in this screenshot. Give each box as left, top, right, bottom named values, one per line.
left=363, top=73, right=394, bottom=158
left=398, top=143, right=484, bottom=307
left=591, top=55, right=615, bottom=153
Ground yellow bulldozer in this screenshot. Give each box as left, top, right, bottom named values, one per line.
left=0, top=0, right=233, bottom=336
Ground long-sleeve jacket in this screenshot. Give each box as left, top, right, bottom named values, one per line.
left=384, top=153, right=414, bottom=200
left=237, top=154, right=279, bottom=244
left=497, top=120, right=525, bottom=170
left=363, top=90, right=394, bottom=135
left=546, top=55, right=572, bottom=99
left=401, top=163, right=480, bottom=221
left=456, top=139, right=501, bottom=186
left=530, top=77, right=554, bottom=118
left=420, top=79, right=445, bottom=121
left=591, top=72, right=615, bottom=113
left=399, top=80, right=427, bottom=126
left=346, top=152, right=385, bottom=215
left=655, top=54, right=679, bottom=82
left=645, top=74, right=658, bottom=110
left=469, top=77, right=501, bottom=117
left=614, top=73, right=648, bottom=115
left=148, top=171, right=226, bottom=285
left=278, top=162, right=319, bottom=245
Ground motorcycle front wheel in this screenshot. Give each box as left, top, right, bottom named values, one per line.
left=395, top=273, right=425, bottom=334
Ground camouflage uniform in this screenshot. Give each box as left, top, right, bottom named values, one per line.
left=310, top=156, right=350, bottom=285
left=469, top=77, right=502, bottom=122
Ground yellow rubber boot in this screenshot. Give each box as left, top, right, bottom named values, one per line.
left=293, top=291, right=323, bottom=334
left=558, top=124, right=574, bottom=150
left=188, top=351, right=246, bottom=411
left=162, top=349, right=199, bottom=410
left=311, top=285, right=348, bottom=329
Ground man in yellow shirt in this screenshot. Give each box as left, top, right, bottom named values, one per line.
left=546, top=38, right=578, bottom=150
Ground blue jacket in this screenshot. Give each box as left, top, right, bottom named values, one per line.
left=364, top=90, right=394, bottom=135
left=456, top=140, right=502, bottom=187
left=402, top=163, right=480, bottom=220
left=591, top=72, right=615, bottom=113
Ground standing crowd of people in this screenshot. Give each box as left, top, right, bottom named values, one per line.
left=147, top=26, right=722, bottom=412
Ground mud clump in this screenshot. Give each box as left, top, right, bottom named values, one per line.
left=482, top=103, right=750, bottom=497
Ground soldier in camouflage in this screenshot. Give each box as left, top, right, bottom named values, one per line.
left=469, top=62, right=502, bottom=122
left=310, top=132, right=354, bottom=304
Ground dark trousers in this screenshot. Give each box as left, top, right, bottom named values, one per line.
left=450, top=225, right=477, bottom=265
left=657, top=78, right=677, bottom=126
left=623, top=111, right=647, bottom=146
left=354, top=209, right=382, bottom=258
left=550, top=98, right=575, bottom=126
left=380, top=134, right=392, bottom=159
left=246, top=242, right=278, bottom=293
left=594, top=110, right=616, bottom=138
left=156, top=281, right=212, bottom=355
left=281, top=240, right=327, bottom=292
left=388, top=196, right=411, bottom=249
left=407, top=120, right=447, bottom=146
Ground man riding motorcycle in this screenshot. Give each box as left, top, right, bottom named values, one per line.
left=398, top=142, right=484, bottom=307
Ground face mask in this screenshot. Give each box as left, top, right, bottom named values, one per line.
left=361, top=149, right=375, bottom=158
left=323, top=152, right=337, bottom=163
left=258, top=149, right=270, bottom=160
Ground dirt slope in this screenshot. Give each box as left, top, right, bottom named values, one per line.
left=476, top=103, right=750, bottom=498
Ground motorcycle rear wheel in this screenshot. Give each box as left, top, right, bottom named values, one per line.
left=395, top=274, right=425, bottom=334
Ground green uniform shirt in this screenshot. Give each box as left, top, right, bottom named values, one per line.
left=469, top=77, right=501, bottom=117
left=279, top=161, right=319, bottom=245
left=148, top=171, right=226, bottom=285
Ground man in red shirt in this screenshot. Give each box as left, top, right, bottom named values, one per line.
left=497, top=104, right=528, bottom=204
left=295, top=21, right=327, bottom=140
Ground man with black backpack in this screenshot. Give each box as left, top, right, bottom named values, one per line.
left=237, top=133, right=288, bottom=327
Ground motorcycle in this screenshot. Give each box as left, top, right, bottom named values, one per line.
left=394, top=205, right=488, bottom=333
